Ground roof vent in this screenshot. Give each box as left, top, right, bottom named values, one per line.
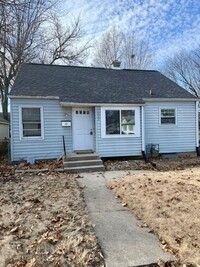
left=112, top=60, right=121, bottom=69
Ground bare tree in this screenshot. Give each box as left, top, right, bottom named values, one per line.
left=0, top=0, right=54, bottom=120
left=123, top=35, right=153, bottom=69
left=93, top=27, right=153, bottom=69
left=38, top=14, right=90, bottom=65
left=0, top=0, right=89, bottom=120
left=165, top=49, right=200, bottom=98
left=93, top=27, right=124, bottom=68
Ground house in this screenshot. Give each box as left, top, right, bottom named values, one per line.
left=0, top=117, right=9, bottom=140
left=9, top=63, right=199, bottom=162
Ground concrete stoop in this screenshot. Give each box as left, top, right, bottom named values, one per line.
left=63, top=152, right=105, bottom=172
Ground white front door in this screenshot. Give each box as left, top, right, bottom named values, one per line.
left=73, top=108, right=94, bottom=151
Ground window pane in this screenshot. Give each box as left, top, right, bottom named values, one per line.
left=161, top=109, right=175, bottom=124
left=22, top=107, right=42, bottom=137
left=106, top=110, right=120, bottom=134
left=161, top=117, right=175, bottom=124
left=22, top=108, right=40, bottom=122
left=23, top=123, right=41, bottom=130
left=121, top=110, right=135, bottom=134
left=161, top=109, right=175, bottom=117
left=23, top=129, right=41, bottom=137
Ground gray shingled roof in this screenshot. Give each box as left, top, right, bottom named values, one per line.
left=10, top=63, right=195, bottom=103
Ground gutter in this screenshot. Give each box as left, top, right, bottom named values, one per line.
left=8, top=95, right=59, bottom=100
left=60, top=102, right=145, bottom=107
left=143, top=98, right=198, bottom=102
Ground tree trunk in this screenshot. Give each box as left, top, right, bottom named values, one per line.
left=1, top=86, right=9, bottom=121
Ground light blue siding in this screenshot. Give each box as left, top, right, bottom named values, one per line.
left=11, top=99, right=73, bottom=161
left=95, top=107, right=142, bottom=157
left=11, top=99, right=197, bottom=161
left=145, top=102, right=196, bottom=153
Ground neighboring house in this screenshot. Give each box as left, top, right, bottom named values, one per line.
left=0, top=117, right=9, bottom=140
left=9, top=63, right=199, bottom=162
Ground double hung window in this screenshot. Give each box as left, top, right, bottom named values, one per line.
left=160, top=109, right=176, bottom=124
left=20, top=107, right=43, bottom=138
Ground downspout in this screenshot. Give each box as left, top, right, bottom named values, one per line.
left=141, top=106, right=148, bottom=163
left=141, top=106, right=145, bottom=152
left=196, top=101, right=200, bottom=156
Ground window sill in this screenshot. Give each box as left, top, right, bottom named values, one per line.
left=101, top=134, right=140, bottom=138
left=20, top=137, right=44, bottom=141
left=159, top=124, right=177, bottom=127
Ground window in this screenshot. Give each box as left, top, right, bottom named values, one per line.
left=161, top=109, right=176, bottom=124
left=106, top=110, right=120, bottom=134
left=121, top=110, right=135, bottom=134
left=102, top=108, right=139, bottom=137
left=20, top=107, right=43, bottom=138
left=75, top=110, right=90, bottom=115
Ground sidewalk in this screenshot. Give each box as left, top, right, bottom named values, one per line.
left=77, top=170, right=174, bottom=267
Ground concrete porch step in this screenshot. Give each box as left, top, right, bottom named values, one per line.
left=64, top=165, right=105, bottom=173
left=64, top=159, right=103, bottom=168
left=64, top=153, right=100, bottom=161
left=63, top=152, right=105, bottom=173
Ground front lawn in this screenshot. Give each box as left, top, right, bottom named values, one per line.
left=0, top=172, right=104, bottom=267
left=107, top=168, right=200, bottom=265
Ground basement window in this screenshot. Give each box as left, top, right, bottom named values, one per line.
left=160, top=108, right=176, bottom=124
left=20, top=107, right=43, bottom=139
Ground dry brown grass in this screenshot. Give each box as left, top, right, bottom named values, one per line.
left=0, top=172, right=104, bottom=267
left=107, top=168, right=200, bottom=265
left=105, top=156, right=200, bottom=172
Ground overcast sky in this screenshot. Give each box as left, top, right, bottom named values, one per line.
left=61, top=0, right=200, bottom=70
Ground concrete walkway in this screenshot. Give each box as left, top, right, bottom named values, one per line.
left=77, top=170, right=174, bottom=267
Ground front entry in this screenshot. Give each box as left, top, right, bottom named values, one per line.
left=72, top=108, right=94, bottom=151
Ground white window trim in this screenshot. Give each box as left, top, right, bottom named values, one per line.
left=19, top=105, right=44, bottom=140
left=101, top=107, right=141, bottom=138
left=159, top=107, right=177, bottom=126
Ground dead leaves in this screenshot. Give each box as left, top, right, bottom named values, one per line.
left=161, top=240, right=179, bottom=255
left=105, top=159, right=155, bottom=171
left=157, top=259, right=181, bottom=267
left=0, top=160, right=63, bottom=180
left=9, top=225, right=24, bottom=239
left=10, top=226, right=19, bottom=234
left=1, top=173, right=104, bottom=267
left=105, top=157, right=200, bottom=172
left=107, top=170, right=200, bottom=265
left=137, top=222, right=148, bottom=228
left=0, top=162, right=18, bottom=179
left=25, top=258, right=36, bottom=267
